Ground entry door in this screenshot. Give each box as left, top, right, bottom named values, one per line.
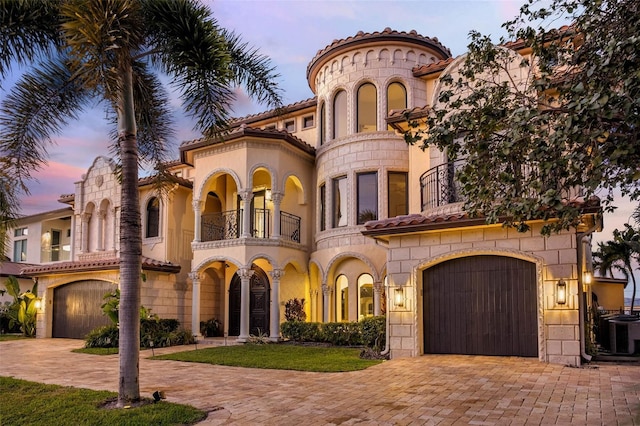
left=228, top=266, right=270, bottom=336
left=423, top=255, right=537, bottom=357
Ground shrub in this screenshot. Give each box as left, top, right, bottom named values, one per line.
left=84, top=325, right=119, bottom=348
left=321, top=322, right=362, bottom=346
left=200, top=318, right=221, bottom=337
left=280, top=321, right=321, bottom=341
left=360, top=316, right=386, bottom=350
left=284, top=298, right=306, bottom=321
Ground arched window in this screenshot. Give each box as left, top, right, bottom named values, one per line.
left=333, top=90, right=347, bottom=139
left=358, top=273, right=374, bottom=319
left=146, top=197, right=160, bottom=238
left=387, top=82, right=407, bottom=130
left=357, top=83, right=377, bottom=133
left=336, top=274, right=349, bottom=322
left=320, top=102, right=326, bottom=145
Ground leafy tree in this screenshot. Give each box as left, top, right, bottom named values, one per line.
left=0, top=0, right=281, bottom=406
left=404, top=0, right=639, bottom=234
left=3, top=276, right=38, bottom=337
left=593, top=223, right=640, bottom=312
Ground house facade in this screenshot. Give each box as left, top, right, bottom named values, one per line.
left=5, top=29, right=601, bottom=366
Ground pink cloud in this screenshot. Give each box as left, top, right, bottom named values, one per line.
left=19, top=161, right=86, bottom=216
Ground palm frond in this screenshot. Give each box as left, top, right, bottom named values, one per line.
left=221, top=28, right=283, bottom=108
left=0, top=0, right=62, bottom=84
left=0, top=55, right=90, bottom=187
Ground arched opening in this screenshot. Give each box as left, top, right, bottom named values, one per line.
left=319, top=101, right=326, bottom=145
left=228, top=265, right=270, bottom=336
left=358, top=273, right=374, bottom=319
left=387, top=82, right=407, bottom=130
left=336, top=274, right=349, bottom=322
left=145, top=197, right=160, bottom=238
left=357, top=83, right=377, bottom=133
left=333, top=90, right=347, bottom=139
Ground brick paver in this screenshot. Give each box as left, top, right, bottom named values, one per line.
left=1, top=339, right=638, bottom=425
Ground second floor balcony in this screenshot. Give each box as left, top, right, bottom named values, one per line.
left=200, top=209, right=301, bottom=244
left=420, top=161, right=464, bottom=211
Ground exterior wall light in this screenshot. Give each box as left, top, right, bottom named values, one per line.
left=393, top=287, right=405, bottom=308
left=34, top=298, right=42, bottom=310
left=556, top=279, right=567, bottom=305
left=583, top=271, right=592, bottom=284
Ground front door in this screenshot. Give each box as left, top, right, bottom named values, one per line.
left=228, top=266, right=270, bottom=336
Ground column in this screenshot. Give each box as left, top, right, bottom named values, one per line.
left=240, top=190, right=253, bottom=238
left=189, top=271, right=202, bottom=337
left=269, top=269, right=283, bottom=341
left=373, top=281, right=383, bottom=316
left=80, top=213, right=91, bottom=253
left=192, top=199, right=202, bottom=243
left=322, top=283, right=331, bottom=323
left=238, top=268, right=254, bottom=342
left=96, top=210, right=106, bottom=251
left=271, top=192, right=283, bottom=239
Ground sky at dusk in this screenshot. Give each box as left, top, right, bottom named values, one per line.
left=2, top=0, right=637, bottom=295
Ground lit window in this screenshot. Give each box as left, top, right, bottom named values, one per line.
left=146, top=197, right=160, bottom=238
left=284, top=120, right=295, bottom=132
left=357, top=172, right=377, bottom=224
left=333, top=90, right=347, bottom=139
left=332, top=176, right=347, bottom=227
left=303, top=115, right=314, bottom=128
left=357, top=83, right=377, bottom=133
left=358, top=274, right=374, bottom=319
left=13, top=239, right=27, bottom=262
left=336, top=274, right=349, bottom=322
left=387, top=82, right=407, bottom=130
left=388, top=172, right=408, bottom=217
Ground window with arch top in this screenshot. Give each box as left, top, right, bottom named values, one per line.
left=146, top=197, right=160, bottom=238
left=387, top=82, right=407, bottom=130
left=357, top=83, right=377, bottom=133
left=333, top=90, right=347, bottom=139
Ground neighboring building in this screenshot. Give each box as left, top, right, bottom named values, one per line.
left=4, top=29, right=602, bottom=366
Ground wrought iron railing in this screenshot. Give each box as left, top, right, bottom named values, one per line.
left=201, top=209, right=301, bottom=243
left=201, top=210, right=241, bottom=241
left=281, top=211, right=301, bottom=243
left=419, top=161, right=463, bottom=211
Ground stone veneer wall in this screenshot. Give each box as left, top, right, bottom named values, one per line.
left=384, top=222, right=583, bottom=366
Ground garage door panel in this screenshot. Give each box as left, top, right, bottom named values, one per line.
left=53, top=280, right=117, bottom=339
left=423, top=255, right=537, bottom=357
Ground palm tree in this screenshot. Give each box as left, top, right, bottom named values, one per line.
left=593, top=223, right=640, bottom=314
left=0, top=0, right=282, bottom=406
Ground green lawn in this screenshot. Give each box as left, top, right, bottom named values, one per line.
left=0, top=334, right=27, bottom=342
left=0, top=377, right=206, bottom=426
left=153, top=343, right=384, bottom=372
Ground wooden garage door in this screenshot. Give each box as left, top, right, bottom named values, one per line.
left=53, top=280, right=117, bottom=339
left=423, top=255, right=537, bottom=357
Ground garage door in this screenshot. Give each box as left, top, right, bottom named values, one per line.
left=53, top=280, right=117, bottom=339
left=423, top=255, right=537, bottom=357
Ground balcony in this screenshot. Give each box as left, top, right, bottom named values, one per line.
left=420, top=161, right=463, bottom=211
left=200, top=209, right=301, bottom=243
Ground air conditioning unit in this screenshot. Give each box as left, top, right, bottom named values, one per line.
left=609, top=317, right=640, bottom=355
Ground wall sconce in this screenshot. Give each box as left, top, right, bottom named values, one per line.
left=556, top=279, right=567, bottom=305
left=393, top=287, right=405, bottom=308
left=583, top=271, right=592, bottom=285
left=34, top=299, right=42, bottom=310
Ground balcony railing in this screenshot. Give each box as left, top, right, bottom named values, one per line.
left=420, top=161, right=463, bottom=211
left=201, top=208, right=301, bottom=243
left=281, top=211, right=301, bottom=243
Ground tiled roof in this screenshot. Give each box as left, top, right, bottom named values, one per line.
left=387, top=105, right=431, bottom=122
left=138, top=173, right=193, bottom=189
left=229, top=97, right=317, bottom=127
left=412, top=57, right=455, bottom=77
left=21, top=256, right=181, bottom=275
left=307, top=28, right=452, bottom=83
left=180, top=125, right=316, bottom=163
left=0, top=261, right=37, bottom=277
left=362, top=196, right=601, bottom=236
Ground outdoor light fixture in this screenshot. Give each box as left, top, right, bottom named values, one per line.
left=34, top=299, right=42, bottom=310
left=393, top=287, right=405, bottom=308
left=583, top=271, right=592, bottom=285
left=556, top=279, right=567, bottom=305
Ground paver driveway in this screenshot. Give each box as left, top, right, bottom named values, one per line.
left=1, top=338, right=638, bottom=425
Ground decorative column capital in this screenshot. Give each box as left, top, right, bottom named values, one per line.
left=239, top=189, right=253, bottom=202
left=238, top=268, right=255, bottom=280
left=188, top=271, right=202, bottom=283
left=373, top=281, right=383, bottom=292
left=270, top=191, right=284, bottom=204
left=322, top=284, right=331, bottom=295
left=192, top=199, right=203, bottom=211
left=81, top=212, right=92, bottom=222
left=269, top=269, right=284, bottom=281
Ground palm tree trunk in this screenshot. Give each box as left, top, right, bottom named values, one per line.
left=630, top=272, right=637, bottom=314
left=117, top=65, right=141, bottom=406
